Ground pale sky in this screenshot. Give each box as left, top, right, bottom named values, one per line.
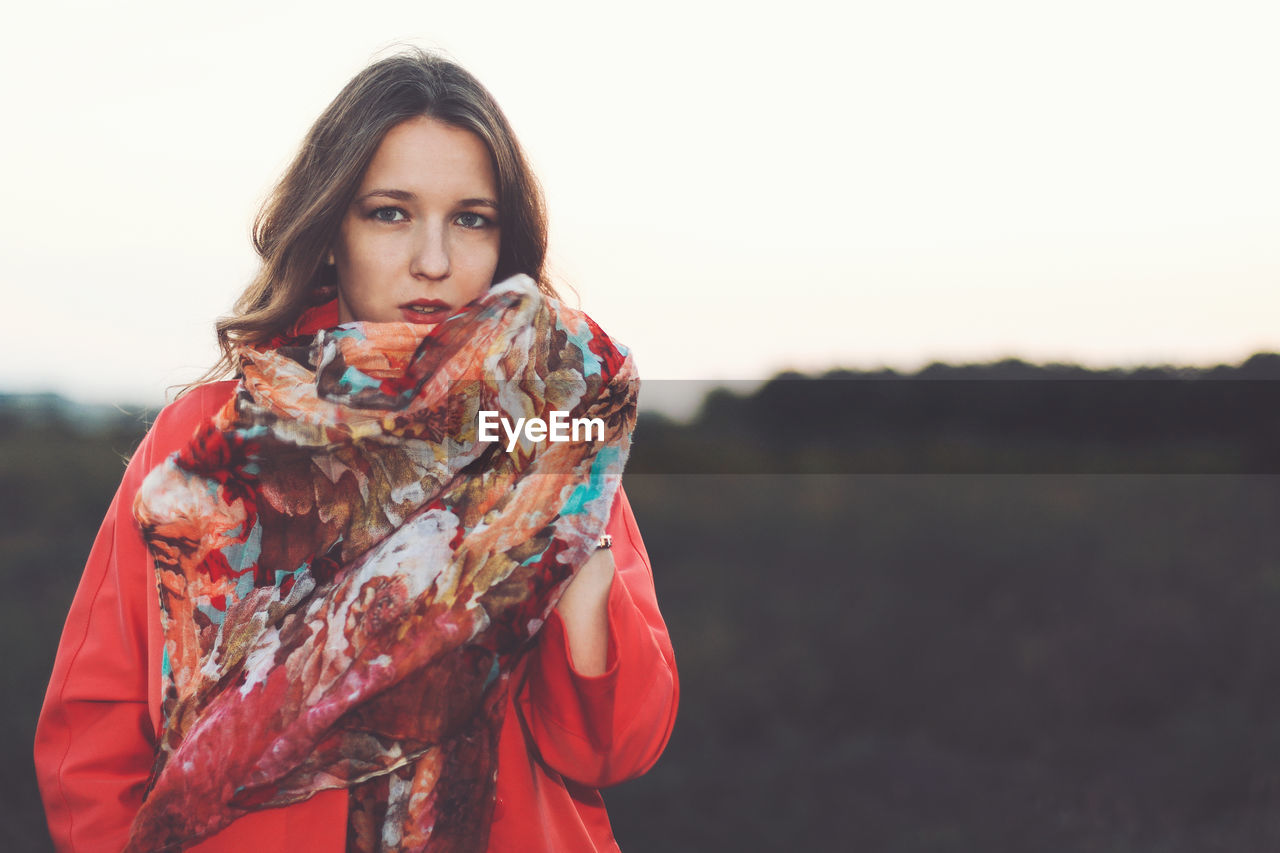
left=2, top=0, right=1276, bottom=412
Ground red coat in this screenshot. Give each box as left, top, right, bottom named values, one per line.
left=34, top=380, right=678, bottom=852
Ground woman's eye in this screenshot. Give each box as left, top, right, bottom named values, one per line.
left=371, top=207, right=407, bottom=223
left=454, top=212, right=490, bottom=229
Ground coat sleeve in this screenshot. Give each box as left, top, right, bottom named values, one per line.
left=515, top=486, right=679, bottom=788
left=33, top=384, right=230, bottom=853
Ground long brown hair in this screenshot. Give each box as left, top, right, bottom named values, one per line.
left=208, top=48, right=551, bottom=378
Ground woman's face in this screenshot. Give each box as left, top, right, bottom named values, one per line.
left=332, top=115, right=501, bottom=324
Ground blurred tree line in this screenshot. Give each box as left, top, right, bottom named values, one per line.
left=629, top=353, right=1280, bottom=475
left=3, top=356, right=1279, bottom=851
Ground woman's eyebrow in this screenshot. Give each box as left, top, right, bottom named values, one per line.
left=359, top=188, right=415, bottom=201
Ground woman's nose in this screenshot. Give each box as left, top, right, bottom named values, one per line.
left=410, top=224, right=450, bottom=280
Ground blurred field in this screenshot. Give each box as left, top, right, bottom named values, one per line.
left=609, top=474, right=1280, bottom=852
left=4, top=368, right=1280, bottom=851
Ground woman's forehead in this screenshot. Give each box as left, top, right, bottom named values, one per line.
left=358, top=116, right=497, bottom=198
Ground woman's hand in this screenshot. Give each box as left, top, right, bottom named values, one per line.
left=553, top=547, right=615, bottom=676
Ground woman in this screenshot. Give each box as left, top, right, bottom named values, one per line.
left=34, top=49, right=678, bottom=853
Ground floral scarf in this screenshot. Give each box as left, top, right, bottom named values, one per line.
left=123, top=275, right=637, bottom=852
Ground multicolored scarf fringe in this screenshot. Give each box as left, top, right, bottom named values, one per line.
left=123, top=276, right=637, bottom=852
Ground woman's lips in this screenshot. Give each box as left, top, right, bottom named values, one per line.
left=399, top=300, right=453, bottom=324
